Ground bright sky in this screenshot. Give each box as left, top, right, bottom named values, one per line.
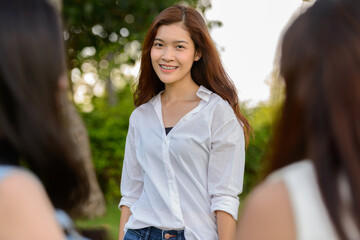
left=206, top=0, right=302, bottom=106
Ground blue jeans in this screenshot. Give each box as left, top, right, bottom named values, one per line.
left=124, top=227, right=185, bottom=240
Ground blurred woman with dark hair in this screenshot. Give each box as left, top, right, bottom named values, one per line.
left=237, top=0, right=360, bottom=239
left=119, top=4, right=251, bottom=240
left=0, top=0, right=90, bottom=239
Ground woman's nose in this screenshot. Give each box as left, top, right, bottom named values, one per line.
left=161, top=48, right=174, bottom=62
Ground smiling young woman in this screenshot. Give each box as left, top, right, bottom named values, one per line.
left=118, top=5, right=251, bottom=240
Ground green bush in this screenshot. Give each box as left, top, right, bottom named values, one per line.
left=81, top=85, right=134, bottom=201
left=242, top=103, right=278, bottom=196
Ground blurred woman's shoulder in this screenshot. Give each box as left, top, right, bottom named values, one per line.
left=0, top=166, right=64, bottom=240
left=237, top=169, right=295, bottom=240
left=238, top=160, right=340, bottom=240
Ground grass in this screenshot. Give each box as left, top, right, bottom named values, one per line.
left=75, top=201, right=120, bottom=240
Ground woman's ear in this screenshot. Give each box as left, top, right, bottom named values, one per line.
left=194, top=50, right=202, bottom=61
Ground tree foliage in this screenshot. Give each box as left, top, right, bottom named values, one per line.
left=242, top=103, right=279, bottom=196
left=64, top=0, right=190, bottom=68
left=63, top=0, right=211, bottom=63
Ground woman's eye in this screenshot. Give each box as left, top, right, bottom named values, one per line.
left=154, top=43, right=163, bottom=47
left=176, top=45, right=185, bottom=49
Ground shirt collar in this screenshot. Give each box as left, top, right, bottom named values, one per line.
left=196, top=85, right=212, bottom=102
left=149, top=90, right=163, bottom=107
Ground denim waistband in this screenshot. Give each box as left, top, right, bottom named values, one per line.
left=128, top=226, right=185, bottom=240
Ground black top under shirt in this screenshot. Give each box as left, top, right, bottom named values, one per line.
left=165, top=127, right=173, bottom=135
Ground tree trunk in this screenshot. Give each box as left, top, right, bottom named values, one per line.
left=107, top=77, right=118, bottom=106
left=106, top=52, right=118, bottom=106
left=67, top=103, right=106, bottom=218
left=47, top=0, right=62, bottom=11
left=51, top=0, right=106, bottom=218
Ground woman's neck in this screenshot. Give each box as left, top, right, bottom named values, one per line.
left=162, top=80, right=199, bottom=103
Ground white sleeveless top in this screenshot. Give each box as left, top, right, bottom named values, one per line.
left=266, top=160, right=359, bottom=240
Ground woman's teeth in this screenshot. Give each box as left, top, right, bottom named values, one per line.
left=160, top=65, right=178, bottom=70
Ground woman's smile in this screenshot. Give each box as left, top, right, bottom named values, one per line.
left=159, top=64, right=179, bottom=72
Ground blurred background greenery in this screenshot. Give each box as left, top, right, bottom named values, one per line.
left=56, top=0, right=283, bottom=239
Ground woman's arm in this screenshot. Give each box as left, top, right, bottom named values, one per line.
left=207, top=114, right=245, bottom=225
left=119, top=206, right=132, bottom=240
left=216, top=210, right=236, bottom=240
left=118, top=117, right=143, bottom=240
left=0, top=172, right=64, bottom=240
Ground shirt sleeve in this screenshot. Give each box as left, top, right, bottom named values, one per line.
left=118, top=117, right=144, bottom=209
left=208, top=116, right=245, bottom=220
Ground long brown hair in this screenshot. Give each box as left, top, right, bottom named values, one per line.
left=134, top=5, right=252, bottom=143
left=0, top=0, right=89, bottom=214
left=267, top=0, right=360, bottom=238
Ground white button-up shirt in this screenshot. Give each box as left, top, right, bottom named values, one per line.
left=119, top=86, right=245, bottom=240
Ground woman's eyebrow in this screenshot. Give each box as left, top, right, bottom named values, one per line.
left=154, top=38, right=189, bottom=45
left=174, top=40, right=189, bottom=45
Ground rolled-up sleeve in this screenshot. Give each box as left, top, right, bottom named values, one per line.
left=208, top=116, right=245, bottom=220
left=118, top=118, right=143, bottom=209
